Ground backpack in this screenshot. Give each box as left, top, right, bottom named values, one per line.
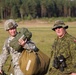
left=19, top=49, right=50, bottom=75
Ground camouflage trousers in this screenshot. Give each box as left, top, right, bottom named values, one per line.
left=14, top=65, right=24, bottom=75
left=48, top=68, right=70, bottom=75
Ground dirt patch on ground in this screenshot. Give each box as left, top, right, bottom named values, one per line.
left=0, top=19, right=51, bottom=28
left=18, top=19, right=52, bottom=27
left=17, top=20, right=76, bottom=28
left=0, top=19, right=76, bottom=28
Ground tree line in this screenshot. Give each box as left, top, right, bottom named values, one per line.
left=0, top=0, right=76, bottom=19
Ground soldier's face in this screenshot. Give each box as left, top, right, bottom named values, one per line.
left=55, top=27, right=66, bottom=38
left=8, top=27, right=17, bottom=37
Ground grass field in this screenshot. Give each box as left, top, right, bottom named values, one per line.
left=0, top=19, right=76, bottom=74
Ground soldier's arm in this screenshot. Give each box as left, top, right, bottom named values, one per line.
left=0, top=39, right=10, bottom=70
left=48, top=45, right=54, bottom=69
left=69, top=40, right=76, bottom=73
left=23, top=40, right=38, bottom=51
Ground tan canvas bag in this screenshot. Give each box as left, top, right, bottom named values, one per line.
left=19, top=50, right=50, bottom=75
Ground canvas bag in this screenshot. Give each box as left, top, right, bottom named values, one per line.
left=19, top=49, right=50, bottom=75
left=9, top=27, right=32, bottom=51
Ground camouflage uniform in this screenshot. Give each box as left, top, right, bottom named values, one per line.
left=49, top=20, right=76, bottom=75
left=0, top=19, right=37, bottom=75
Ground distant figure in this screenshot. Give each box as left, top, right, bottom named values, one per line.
left=49, top=20, right=76, bottom=75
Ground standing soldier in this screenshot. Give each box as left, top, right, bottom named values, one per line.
left=49, top=20, right=76, bottom=75
left=0, top=19, right=37, bottom=75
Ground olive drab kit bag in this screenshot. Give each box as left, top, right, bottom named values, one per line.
left=9, top=27, right=32, bottom=51
left=9, top=27, right=50, bottom=75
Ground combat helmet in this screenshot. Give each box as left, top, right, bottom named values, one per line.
left=52, top=20, right=68, bottom=31
left=4, top=19, right=18, bottom=31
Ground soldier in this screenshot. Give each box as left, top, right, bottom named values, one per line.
left=49, top=20, right=76, bottom=75
left=0, top=19, right=37, bottom=75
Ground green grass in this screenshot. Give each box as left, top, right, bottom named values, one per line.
left=0, top=25, right=76, bottom=74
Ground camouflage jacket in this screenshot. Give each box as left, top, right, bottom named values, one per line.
left=0, top=36, right=36, bottom=70
left=50, top=33, right=76, bottom=74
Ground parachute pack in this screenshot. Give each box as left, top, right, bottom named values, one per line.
left=19, top=49, right=50, bottom=75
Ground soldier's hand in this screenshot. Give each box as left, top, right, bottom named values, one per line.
left=18, top=39, right=27, bottom=46
left=70, top=73, right=76, bottom=75
left=0, top=70, right=2, bottom=74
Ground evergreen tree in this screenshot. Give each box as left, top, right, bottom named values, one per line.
left=11, top=5, right=19, bottom=19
